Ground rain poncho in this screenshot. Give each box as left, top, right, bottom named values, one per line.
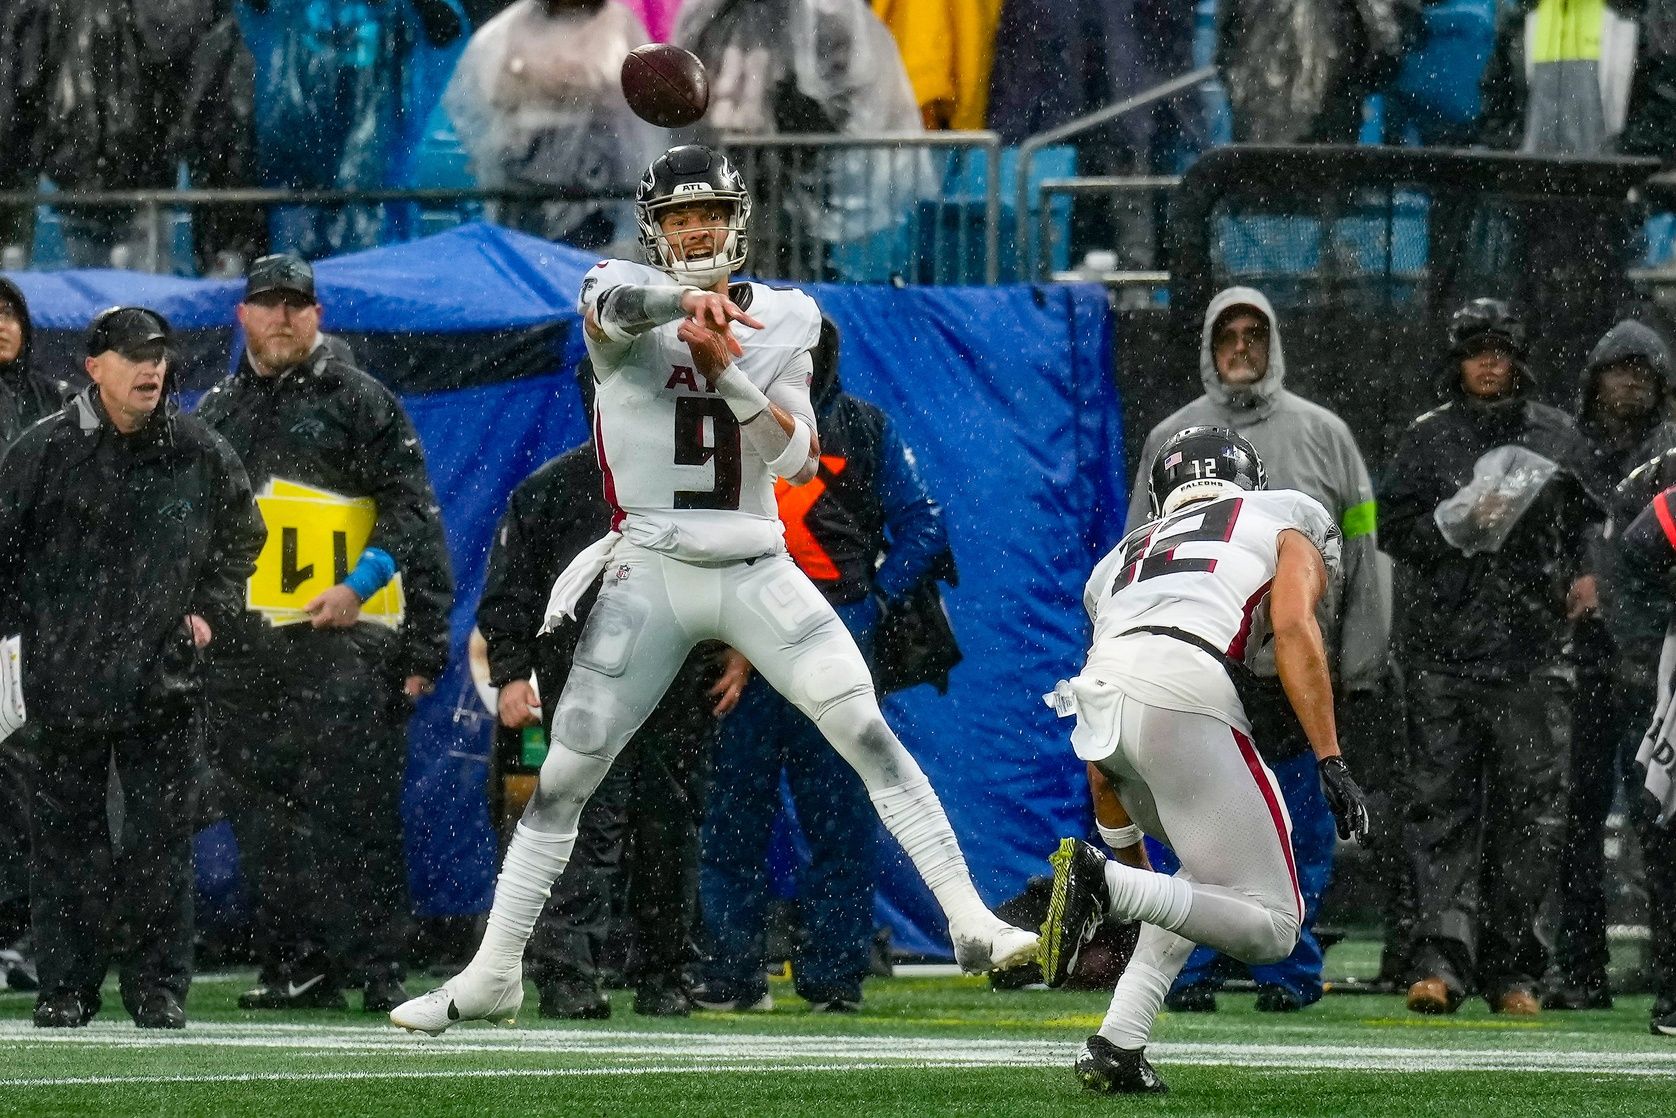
left=985, top=0, right=1194, bottom=150
left=1621, top=0, right=1676, bottom=156
left=871, top=0, right=1003, bottom=130
left=673, top=0, right=930, bottom=242
left=21, top=0, right=259, bottom=268
left=1218, top=0, right=1418, bottom=143
left=1478, top=0, right=1640, bottom=154
left=38, top=0, right=171, bottom=192
left=0, top=0, right=51, bottom=190
left=237, top=0, right=467, bottom=258
left=443, top=0, right=659, bottom=247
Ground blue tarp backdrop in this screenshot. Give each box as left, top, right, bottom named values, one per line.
left=5, top=224, right=1127, bottom=958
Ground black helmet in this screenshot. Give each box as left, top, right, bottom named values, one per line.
left=1148, top=425, right=1267, bottom=519
left=634, top=145, right=751, bottom=286
left=1448, top=298, right=1526, bottom=358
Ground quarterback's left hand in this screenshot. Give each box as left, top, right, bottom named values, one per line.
left=677, top=317, right=740, bottom=381
left=1318, top=756, right=1370, bottom=843
left=709, top=647, right=753, bottom=717
left=403, top=675, right=434, bottom=701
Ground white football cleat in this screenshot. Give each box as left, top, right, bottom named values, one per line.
left=389, top=969, right=524, bottom=1036
left=951, top=919, right=1041, bottom=975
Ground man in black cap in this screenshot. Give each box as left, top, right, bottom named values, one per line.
left=0, top=306, right=266, bottom=1029
left=197, top=254, right=453, bottom=1014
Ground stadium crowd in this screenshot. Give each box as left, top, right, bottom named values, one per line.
left=9, top=1, right=1676, bottom=273
left=0, top=0, right=1675, bottom=1048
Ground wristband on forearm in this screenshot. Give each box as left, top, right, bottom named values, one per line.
left=596, top=284, right=700, bottom=342
left=343, top=547, right=398, bottom=602
left=712, top=365, right=771, bottom=422
left=760, top=416, right=814, bottom=479
left=1098, top=822, right=1142, bottom=849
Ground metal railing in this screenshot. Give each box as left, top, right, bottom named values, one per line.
left=0, top=132, right=1003, bottom=285
left=0, top=184, right=632, bottom=274
left=1035, top=175, right=1181, bottom=287
left=1015, top=66, right=1216, bottom=280
left=719, top=132, right=1001, bottom=285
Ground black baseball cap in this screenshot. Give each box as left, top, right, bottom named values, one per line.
left=86, top=306, right=171, bottom=358
left=244, top=253, right=317, bottom=302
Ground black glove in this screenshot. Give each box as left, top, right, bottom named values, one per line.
left=1318, top=756, right=1370, bottom=843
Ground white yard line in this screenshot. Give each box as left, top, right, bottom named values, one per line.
left=0, top=1022, right=1673, bottom=1085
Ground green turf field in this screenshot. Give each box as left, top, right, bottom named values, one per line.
left=2, top=962, right=1672, bottom=1118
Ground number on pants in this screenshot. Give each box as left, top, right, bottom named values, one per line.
left=1116, top=498, right=1243, bottom=589
left=673, top=397, right=743, bottom=510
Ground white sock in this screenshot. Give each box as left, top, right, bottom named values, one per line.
left=869, top=778, right=989, bottom=929
left=469, top=822, right=576, bottom=978
left=1103, top=860, right=1193, bottom=931
left=1098, top=961, right=1175, bottom=1050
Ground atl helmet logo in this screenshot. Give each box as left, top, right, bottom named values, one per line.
left=673, top=182, right=712, bottom=195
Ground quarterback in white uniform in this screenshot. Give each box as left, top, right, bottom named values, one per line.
left=1038, top=426, right=1371, bottom=1094
left=392, top=145, right=1036, bottom=1034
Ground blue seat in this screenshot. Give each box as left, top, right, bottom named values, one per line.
left=910, top=144, right=1077, bottom=284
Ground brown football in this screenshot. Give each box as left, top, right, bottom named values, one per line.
left=621, top=43, right=710, bottom=129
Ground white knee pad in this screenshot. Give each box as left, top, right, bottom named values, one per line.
left=531, top=675, right=639, bottom=831
left=1263, top=905, right=1302, bottom=965
left=526, top=740, right=612, bottom=833
left=1239, top=903, right=1301, bottom=966
left=549, top=671, right=638, bottom=761
left=791, top=651, right=874, bottom=722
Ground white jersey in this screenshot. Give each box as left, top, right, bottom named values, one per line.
left=578, top=258, right=820, bottom=561
left=1080, top=489, right=1341, bottom=727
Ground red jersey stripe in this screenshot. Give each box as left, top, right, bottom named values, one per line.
left=1226, top=578, right=1273, bottom=662
left=594, top=409, right=626, bottom=533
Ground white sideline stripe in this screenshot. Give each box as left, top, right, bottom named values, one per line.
left=4, top=1055, right=1676, bottom=1089
left=0, top=1064, right=965, bottom=1088
left=1, top=1023, right=1674, bottom=1083
left=0, top=1018, right=1659, bottom=1053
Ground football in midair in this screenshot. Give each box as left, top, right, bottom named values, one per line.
left=620, top=44, right=710, bottom=129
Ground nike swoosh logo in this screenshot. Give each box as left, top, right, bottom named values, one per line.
left=447, top=1000, right=460, bottom=1021
left=286, top=974, right=326, bottom=997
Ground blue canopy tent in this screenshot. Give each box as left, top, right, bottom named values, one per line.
left=4, top=224, right=1126, bottom=957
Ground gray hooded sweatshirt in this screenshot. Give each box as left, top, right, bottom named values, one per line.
left=1126, top=286, right=1389, bottom=690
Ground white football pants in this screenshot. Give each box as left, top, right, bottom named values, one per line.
left=532, top=542, right=921, bottom=822
left=1082, top=687, right=1303, bottom=1048
left=466, top=541, right=992, bottom=982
